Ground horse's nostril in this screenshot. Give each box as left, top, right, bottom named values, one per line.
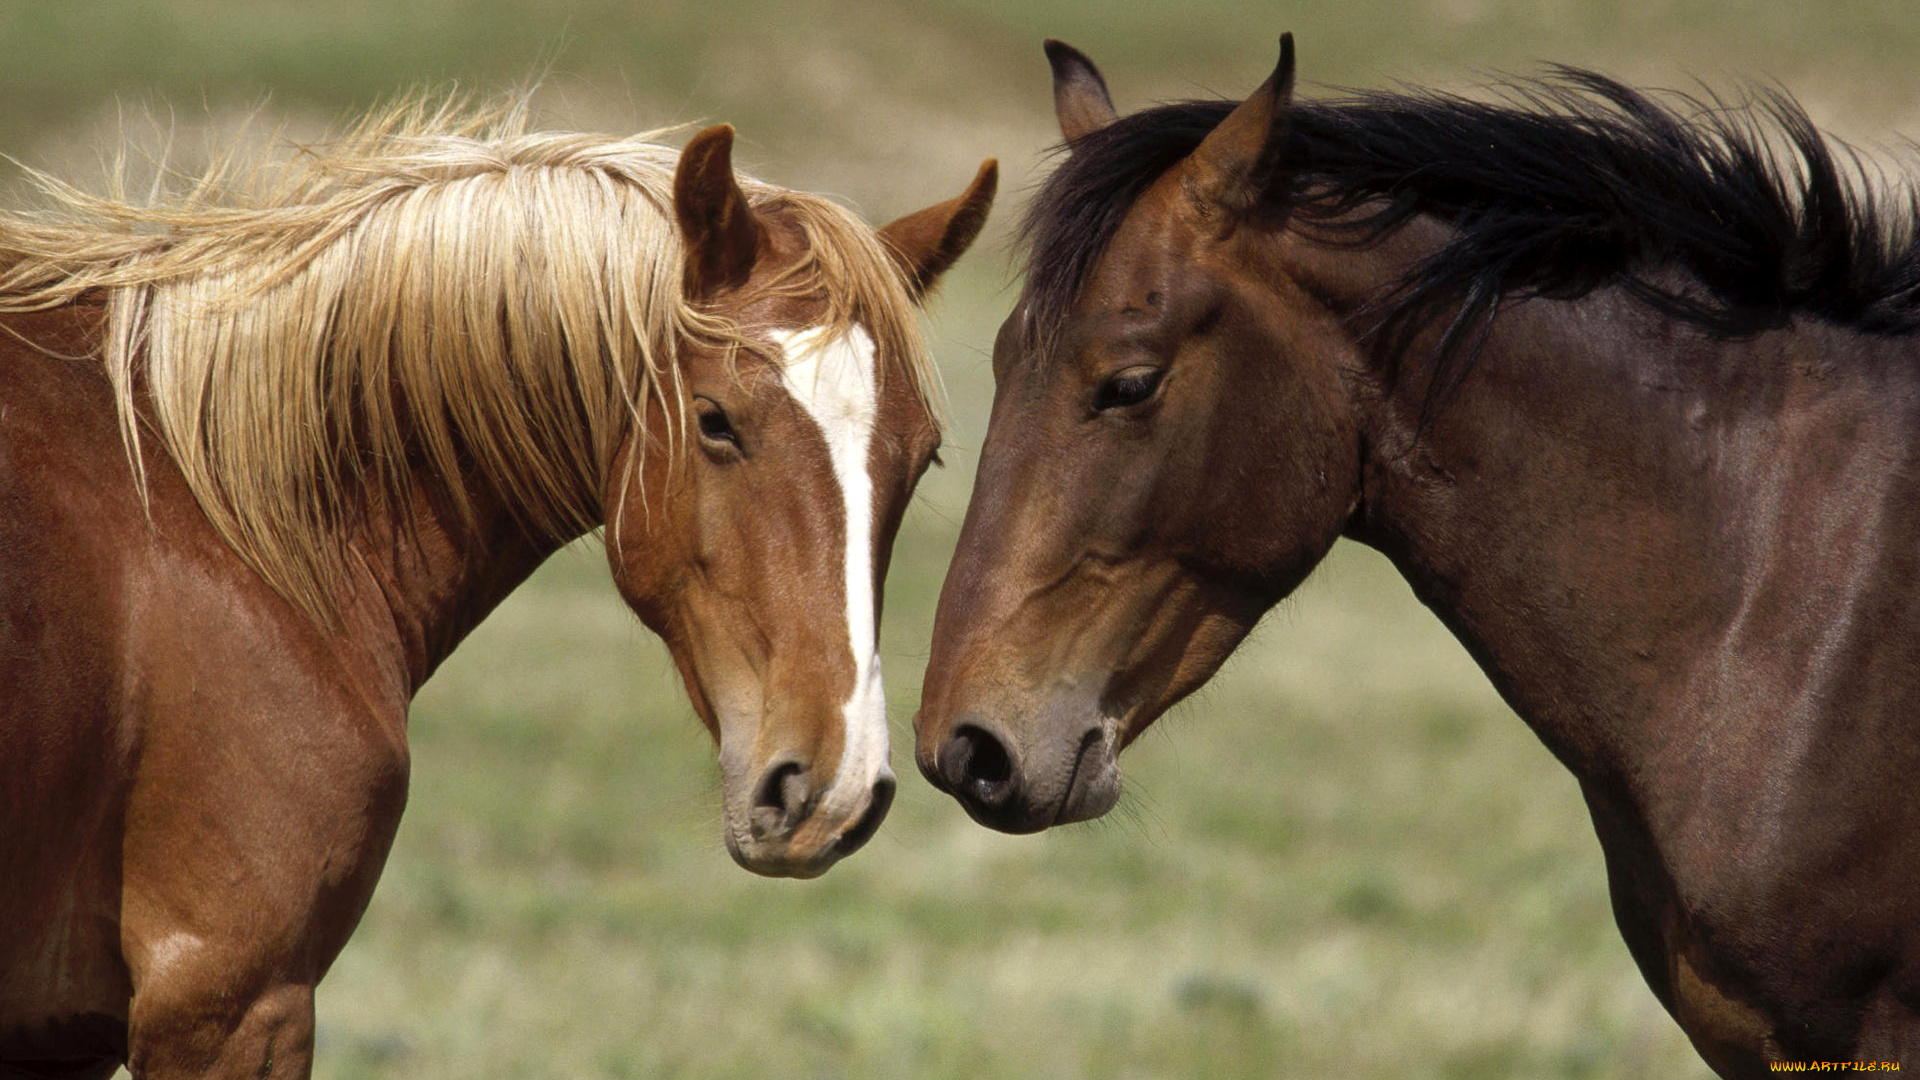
left=836, top=775, right=895, bottom=856
left=942, top=723, right=1015, bottom=807
left=750, top=760, right=811, bottom=840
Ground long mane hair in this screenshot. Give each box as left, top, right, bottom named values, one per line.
left=0, top=96, right=934, bottom=619
left=1021, top=71, right=1920, bottom=389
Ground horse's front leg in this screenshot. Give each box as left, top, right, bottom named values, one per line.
left=117, top=694, right=409, bottom=1080
left=125, top=978, right=315, bottom=1080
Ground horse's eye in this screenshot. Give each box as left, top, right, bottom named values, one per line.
left=695, top=399, right=740, bottom=450
left=1094, top=365, right=1165, bottom=411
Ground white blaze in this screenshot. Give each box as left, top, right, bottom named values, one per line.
left=768, top=325, right=891, bottom=815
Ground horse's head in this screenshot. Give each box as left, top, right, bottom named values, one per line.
left=610, top=126, right=994, bottom=875
left=915, top=38, right=1363, bottom=832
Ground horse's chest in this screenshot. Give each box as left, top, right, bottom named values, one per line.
left=0, top=890, right=129, bottom=1063
left=1669, top=947, right=1784, bottom=1075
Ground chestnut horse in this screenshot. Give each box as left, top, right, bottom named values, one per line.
left=915, top=35, right=1920, bottom=1076
left=0, top=101, right=994, bottom=1077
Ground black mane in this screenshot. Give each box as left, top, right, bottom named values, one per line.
left=1021, top=70, right=1920, bottom=380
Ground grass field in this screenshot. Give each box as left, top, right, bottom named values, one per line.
left=6, top=3, right=1917, bottom=1077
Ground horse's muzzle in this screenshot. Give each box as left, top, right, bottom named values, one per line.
left=918, top=712, right=1120, bottom=833
left=723, top=771, right=895, bottom=878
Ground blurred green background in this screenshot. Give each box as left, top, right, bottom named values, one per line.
left=7, top=3, right=1915, bottom=1077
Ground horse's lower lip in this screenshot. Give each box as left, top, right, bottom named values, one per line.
left=1051, top=725, right=1106, bottom=826
left=727, top=839, right=841, bottom=879
left=1054, top=732, right=1121, bottom=826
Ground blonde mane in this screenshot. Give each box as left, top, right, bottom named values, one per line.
left=0, top=96, right=935, bottom=621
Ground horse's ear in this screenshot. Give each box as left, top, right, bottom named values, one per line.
left=1046, top=39, right=1118, bottom=142
left=1181, top=33, right=1296, bottom=232
left=878, top=158, right=998, bottom=300
left=673, top=124, right=763, bottom=299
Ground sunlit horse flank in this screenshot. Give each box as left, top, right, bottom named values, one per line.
left=915, top=34, right=1920, bottom=1076
left=0, top=97, right=994, bottom=1077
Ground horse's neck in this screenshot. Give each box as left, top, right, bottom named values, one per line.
left=341, top=473, right=572, bottom=697
left=1345, top=272, right=1920, bottom=778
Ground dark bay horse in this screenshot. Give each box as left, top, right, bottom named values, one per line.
left=914, top=35, right=1920, bottom=1076
left=0, top=101, right=994, bottom=1077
